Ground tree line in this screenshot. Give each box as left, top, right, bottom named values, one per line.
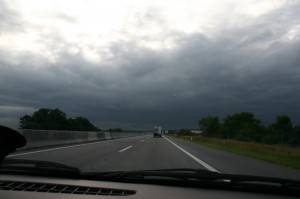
left=19, top=108, right=100, bottom=131
left=199, top=112, right=300, bottom=145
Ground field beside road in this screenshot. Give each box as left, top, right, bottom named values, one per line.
left=172, top=135, right=300, bottom=169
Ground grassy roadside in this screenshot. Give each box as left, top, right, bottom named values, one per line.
left=171, top=135, right=300, bottom=170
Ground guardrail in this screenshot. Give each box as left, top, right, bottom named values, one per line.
left=19, top=129, right=148, bottom=150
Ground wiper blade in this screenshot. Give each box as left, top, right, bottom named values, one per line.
left=84, top=168, right=223, bottom=180
left=83, top=168, right=300, bottom=191
left=1, top=158, right=80, bottom=175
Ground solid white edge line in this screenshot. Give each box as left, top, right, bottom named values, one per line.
left=8, top=136, right=137, bottom=157
left=118, top=146, right=132, bottom=152
left=163, top=136, right=220, bottom=173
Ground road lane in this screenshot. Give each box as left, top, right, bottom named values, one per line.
left=6, top=134, right=300, bottom=180
left=8, top=135, right=153, bottom=171
left=106, top=135, right=202, bottom=171
left=164, top=136, right=219, bottom=172
left=7, top=135, right=203, bottom=172
left=165, top=136, right=300, bottom=180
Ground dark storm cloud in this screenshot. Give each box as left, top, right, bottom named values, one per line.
left=172, top=34, right=300, bottom=119
left=1, top=1, right=300, bottom=129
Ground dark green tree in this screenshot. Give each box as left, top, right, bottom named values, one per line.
left=267, top=115, right=294, bottom=144
left=199, top=116, right=220, bottom=137
left=19, top=108, right=100, bottom=131
left=68, top=117, right=100, bottom=131
left=293, top=125, right=300, bottom=145
left=220, top=112, right=263, bottom=141
left=19, top=108, right=68, bottom=130
left=20, top=115, right=37, bottom=129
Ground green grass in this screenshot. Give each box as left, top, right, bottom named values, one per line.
left=173, top=135, right=300, bottom=170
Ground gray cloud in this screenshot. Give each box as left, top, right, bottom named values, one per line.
left=0, top=1, right=24, bottom=33
left=1, top=1, right=300, bottom=130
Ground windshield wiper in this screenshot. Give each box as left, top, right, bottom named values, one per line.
left=0, top=158, right=80, bottom=176
left=83, top=168, right=300, bottom=195
left=84, top=168, right=217, bottom=180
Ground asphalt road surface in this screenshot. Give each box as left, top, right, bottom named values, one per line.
left=8, top=135, right=300, bottom=180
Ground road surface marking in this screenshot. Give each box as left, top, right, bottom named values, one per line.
left=141, top=140, right=145, bottom=142
left=119, top=146, right=132, bottom=152
left=164, top=137, right=220, bottom=173
left=8, top=137, right=133, bottom=157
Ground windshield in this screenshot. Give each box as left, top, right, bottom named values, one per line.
left=1, top=0, right=300, bottom=181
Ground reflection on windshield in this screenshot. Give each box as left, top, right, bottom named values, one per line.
left=1, top=0, right=300, bottom=181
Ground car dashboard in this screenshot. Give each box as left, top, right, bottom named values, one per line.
left=0, top=174, right=298, bottom=199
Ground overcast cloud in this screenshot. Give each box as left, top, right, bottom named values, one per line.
left=1, top=0, right=300, bottom=130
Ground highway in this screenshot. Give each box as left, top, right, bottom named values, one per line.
left=8, top=135, right=300, bottom=180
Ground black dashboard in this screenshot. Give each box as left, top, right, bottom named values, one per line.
left=0, top=174, right=298, bottom=199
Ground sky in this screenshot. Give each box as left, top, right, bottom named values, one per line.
left=1, top=0, right=300, bottom=130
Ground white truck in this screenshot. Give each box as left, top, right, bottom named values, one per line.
left=153, top=125, right=162, bottom=138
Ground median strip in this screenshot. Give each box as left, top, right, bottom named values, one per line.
left=8, top=141, right=103, bottom=157
left=8, top=137, right=134, bottom=157
left=163, top=136, right=220, bottom=173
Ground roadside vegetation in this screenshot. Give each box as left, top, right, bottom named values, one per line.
left=19, top=108, right=100, bottom=131
left=172, top=135, right=300, bottom=169
left=198, top=112, right=300, bottom=146
left=170, top=112, right=300, bottom=169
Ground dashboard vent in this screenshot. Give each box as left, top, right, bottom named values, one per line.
left=0, top=180, right=135, bottom=196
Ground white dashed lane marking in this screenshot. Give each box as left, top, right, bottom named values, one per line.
left=118, top=146, right=132, bottom=152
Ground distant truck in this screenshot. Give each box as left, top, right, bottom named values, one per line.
left=153, top=126, right=162, bottom=138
